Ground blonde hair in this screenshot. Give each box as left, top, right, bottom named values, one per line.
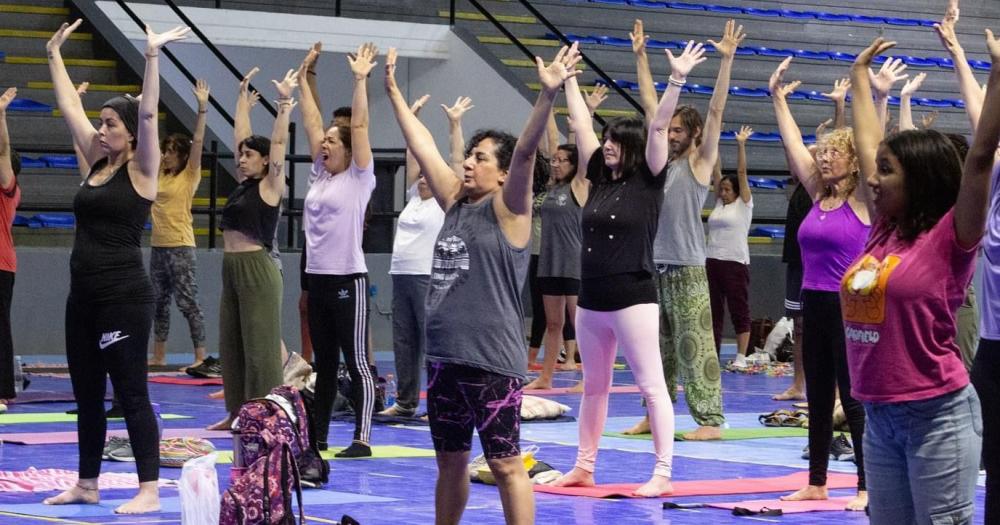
left=814, top=127, right=860, bottom=199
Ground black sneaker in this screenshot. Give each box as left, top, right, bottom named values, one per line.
left=334, top=441, right=372, bottom=458
left=830, top=433, right=855, bottom=462
left=105, top=404, right=124, bottom=418
left=186, top=356, right=222, bottom=378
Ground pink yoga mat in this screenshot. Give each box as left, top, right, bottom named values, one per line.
left=418, top=385, right=639, bottom=399
left=533, top=471, right=858, bottom=499
left=148, top=376, right=222, bottom=386
left=0, top=428, right=232, bottom=445
left=707, top=496, right=855, bottom=513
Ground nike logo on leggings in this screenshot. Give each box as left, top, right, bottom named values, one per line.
left=99, top=331, right=130, bottom=350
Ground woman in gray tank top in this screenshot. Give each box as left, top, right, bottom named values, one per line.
left=385, top=43, right=582, bottom=525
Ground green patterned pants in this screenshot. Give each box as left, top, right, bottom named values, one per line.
left=658, top=265, right=725, bottom=427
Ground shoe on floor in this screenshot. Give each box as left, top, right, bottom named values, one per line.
left=378, top=404, right=415, bottom=418
left=801, top=444, right=809, bottom=460
left=103, top=436, right=131, bottom=460
left=186, top=356, right=222, bottom=378
left=334, top=441, right=372, bottom=458
left=830, top=433, right=855, bottom=462
left=105, top=405, right=124, bottom=418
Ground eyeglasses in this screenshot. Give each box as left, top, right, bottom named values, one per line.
left=816, top=148, right=845, bottom=160
left=550, top=157, right=570, bottom=165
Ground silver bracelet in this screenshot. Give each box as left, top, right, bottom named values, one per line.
left=667, top=76, right=687, bottom=87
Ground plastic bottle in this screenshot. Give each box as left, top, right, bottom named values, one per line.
left=385, top=373, right=397, bottom=408
left=150, top=402, right=163, bottom=441
left=12, top=356, right=22, bottom=394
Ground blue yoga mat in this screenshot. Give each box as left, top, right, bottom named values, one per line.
left=0, top=491, right=396, bottom=518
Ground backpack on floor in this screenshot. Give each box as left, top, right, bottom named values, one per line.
left=219, top=440, right=304, bottom=525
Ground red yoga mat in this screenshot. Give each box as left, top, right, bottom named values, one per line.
left=533, top=471, right=858, bottom=499
left=706, top=496, right=855, bottom=513
left=418, top=385, right=639, bottom=399
left=0, top=428, right=233, bottom=445
left=148, top=376, right=222, bottom=386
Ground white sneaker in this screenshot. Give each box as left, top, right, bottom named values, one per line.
left=730, top=355, right=748, bottom=369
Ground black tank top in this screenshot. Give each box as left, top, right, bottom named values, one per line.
left=220, top=177, right=279, bottom=251
left=70, top=159, right=154, bottom=303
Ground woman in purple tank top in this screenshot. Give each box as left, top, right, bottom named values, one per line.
left=770, top=57, right=878, bottom=511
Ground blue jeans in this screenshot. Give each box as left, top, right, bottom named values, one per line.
left=864, top=384, right=983, bottom=524
left=391, top=274, right=429, bottom=412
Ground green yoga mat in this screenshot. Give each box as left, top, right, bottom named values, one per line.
left=604, top=427, right=809, bottom=441
left=215, top=445, right=437, bottom=463
left=0, top=412, right=191, bottom=425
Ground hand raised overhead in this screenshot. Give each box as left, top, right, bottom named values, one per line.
left=536, top=42, right=583, bottom=93
left=666, top=40, right=707, bottom=79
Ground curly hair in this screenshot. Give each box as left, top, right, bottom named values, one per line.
left=815, top=127, right=861, bottom=200
left=882, top=129, right=962, bottom=243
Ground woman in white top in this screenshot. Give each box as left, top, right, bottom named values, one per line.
left=705, top=126, right=754, bottom=367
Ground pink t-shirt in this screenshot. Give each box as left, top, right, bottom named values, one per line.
left=0, top=183, right=20, bottom=273
left=304, top=158, right=375, bottom=275
left=840, top=209, right=975, bottom=403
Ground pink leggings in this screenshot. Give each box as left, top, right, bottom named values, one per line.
left=575, top=303, right=674, bottom=478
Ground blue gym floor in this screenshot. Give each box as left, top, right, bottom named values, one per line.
left=0, top=356, right=986, bottom=524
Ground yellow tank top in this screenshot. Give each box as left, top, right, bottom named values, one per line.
left=151, top=166, right=200, bottom=247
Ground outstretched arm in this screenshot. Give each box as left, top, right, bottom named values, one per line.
left=898, top=72, right=927, bottom=131
left=262, top=69, right=297, bottom=206
left=187, top=79, right=210, bottom=179
left=347, top=42, right=377, bottom=169
left=735, top=125, right=752, bottom=203
left=385, top=48, right=460, bottom=211
left=405, top=94, right=430, bottom=189
left=955, top=29, right=1000, bottom=248
left=851, top=38, right=896, bottom=221
left=647, top=40, right=707, bottom=174
left=821, top=77, right=850, bottom=130
left=696, top=20, right=746, bottom=183
left=441, top=96, right=474, bottom=180
left=935, top=0, right=986, bottom=131
left=297, top=44, right=326, bottom=161
left=0, top=88, right=16, bottom=191
left=869, top=57, right=908, bottom=133
left=47, top=20, right=101, bottom=167
left=234, top=67, right=259, bottom=150
left=136, top=25, right=192, bottom=186
left=72, top=82, right=91, bottom=179
left=769, top=57, right=821, bottom=199
left=631, top=19, right=659, bottom=127
left=565, top=75, right=601, bottom=175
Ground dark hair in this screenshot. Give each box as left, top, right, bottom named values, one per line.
left=239, top=134, right=271, bottom=175
left=672, top=105, right=704, bottom=147
left=587, top=116, right=647, bottom=181
left=883, top=129, right=962, bottom=242
left=9, top=149, right=20, bottom=177
left=465, top=129, right=517, bottom=174
left=555, top=143, right=578, bottom=182
left=101, top=96, right=140, bottom=150
left=532, top=150, right=551, bottom=196
left=161, top=133, right=192, bottom=175
left=944, top=133, right=969, bottom=163
left=333, top=106, right=352, bottom=120
left=328, top=124, right=352, bottom=155
left=720, top=174, right=740, bottom=199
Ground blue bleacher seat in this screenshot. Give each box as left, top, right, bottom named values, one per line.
left=885, top=17, right=922, bottom=26
left=704, top=4, right=742, bottom=14
left=591, top=0, right=628, bottom=4
left=815, top=12, right=852, bottom=22
left=688, top=84, right=714, bottom=95
left=0, top=51, right=5, bottom=61
left=748, top=132, right=782, bottom=142
left=645, top=39, right=676, bottom=49
left=871, top=55, right=889, bottom=65
left=29, top=213, right=74, bottom=229
left=899, top=56, right=937, bottom=68
left=829, top=51, right=858, bottom=63
left=561, top=33, right=599, bottom=45
left=628, top=0, right=664, bottom=7
left=18, top=156, right=45, bottom=169
left=596, top=35, right=631, bottom=47
left=734, top=47, right=756, bottom=56
left=850, top=15, right=887, bottom=24
left=914, top=97, right=953, bottom=108
left=779, top=10, right=818, bottom=20
left=805, top=91, right=829, bottom=102
left=969, top=60, right=991, bottom=71
left=749, top=178, right=784, bottom=189
left=755, top=47, right=794, bottom=58
left=953, top=99, right=966, bottom=108
left=720, top=130, right=736, bottom=140
left=917, top=19, right=938, bottom=27
left=12, top=215, right=28, bottom=227
left=887, top=96, right=900, bottom=107
left=8, top=99, right=52, bottom=113
left=41, top=155, right=79, bottom=169
left=794, top=49, right=831, bottom=60
left=802, top=134, right=818, bottom=145
left=786, top=91, right=809, bottom=100
left=750, top=226, right=786, bottom=238
left=930, top=57, right=954, bottom=68
left=665, top=2, right=704, bottom=10
left=729, top=87, right=769, bottom=97
left=743, top=7, right=781, bottom=17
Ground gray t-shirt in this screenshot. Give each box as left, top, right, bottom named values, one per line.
left=653, top=157, right=708, bottom=266
left=424, top=194, right=530, bottom=379
left=538, top=183, right=582, bottom=280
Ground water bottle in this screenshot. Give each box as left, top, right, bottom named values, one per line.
left=150, top=402, right=163, bottom=442
left=385, top=373, right=397, bottom=408
left=12, top=356, right=22, bottom=394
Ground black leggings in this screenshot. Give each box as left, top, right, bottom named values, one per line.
left=0, top=271, right=13, bottom=399
left=308, top=273, right=374, bottom=447
left=972, top=338, right=1000, bottom=525
left=65, top=297, right=158, bottom=482
left=528, top=254, right=574, bottom=348
left=801, top=290, right=866, bottom=490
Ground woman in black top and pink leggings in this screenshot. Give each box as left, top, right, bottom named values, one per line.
left=42, top=20, right=189, bottom=515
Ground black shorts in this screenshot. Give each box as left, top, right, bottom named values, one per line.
left=784, top=263, right=803, bottom=316
left=299, top=243, right=309, bottom=292
left=537, top=277, right=580, bottom=296
left=426, top=361, right=522, bottom=459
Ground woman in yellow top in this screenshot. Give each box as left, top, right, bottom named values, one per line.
left=149, top=80, right=210, bottom=369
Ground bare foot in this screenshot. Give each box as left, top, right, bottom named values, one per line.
left=208, top=389, right=225, bottom=400
left=206, top=414, right=234, bottom=431
left=568, top=380, right=584, bottom=393
left=622, top=416, right=650, bottom=435
left=780, top=485, right=828, bottom=501
left=43, top=484, right=100, bottom=505
left=523, top=378, right=553, bottom=390
left=558, top=363, right=579, bottom=371
left=549, top=467, right=595, bottom=487
left=772, top=387, right=806, bottom=401
left=634, top=475, right=673, bottom=497
left=115, top=484, right=159, bottom=514
left=681, top=425, right=722, bottom=441
left=148, top=358, right=166, bottom=367
left=846, top=490, right=868, bottom=511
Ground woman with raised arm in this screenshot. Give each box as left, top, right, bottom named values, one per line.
left=705, top=126, right=753, bottom=365
left=769, top=57, right=870, bottom=511
left=0, top=87, right=21, bottom=409
left=207, top=69, right=297, bottom=431
left=843, top=35, right=1000, bottom=525
left=386, top=43, right=579, bottom=525
left=42, top=20, right=189, bottom=515
left=549, top=40, right=706, bottom=498
left=149, top=80, right=210, bottom=370
left=297, top=43, right=378, bottom=457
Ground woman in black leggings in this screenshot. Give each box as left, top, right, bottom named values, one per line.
left=42, top=20, right=189, bottom=515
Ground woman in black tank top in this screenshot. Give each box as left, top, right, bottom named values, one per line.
left=43, top=21, right=190, bottom=515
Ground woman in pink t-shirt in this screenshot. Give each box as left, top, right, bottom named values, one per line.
left=841, top=36, right=1000, bottom=524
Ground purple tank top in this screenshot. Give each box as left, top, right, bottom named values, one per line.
left=797, top=202, right=870, bottom=292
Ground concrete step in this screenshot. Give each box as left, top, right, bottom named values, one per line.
left=0, top=4, right=71, bottom=32
left=0, top=57, right=120, bottom=85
